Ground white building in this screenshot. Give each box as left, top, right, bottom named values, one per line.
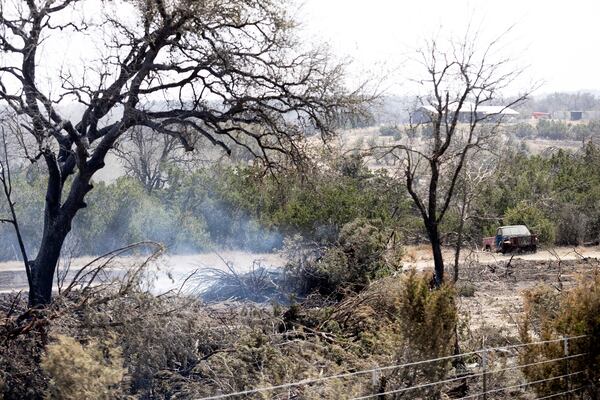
left=412, top=102, right=519, bottom=123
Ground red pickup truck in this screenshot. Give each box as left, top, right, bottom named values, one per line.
left=482, top=225, right=538, bottom=254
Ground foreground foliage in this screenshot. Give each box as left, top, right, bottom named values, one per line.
left=41, top=335, right=124, bottom=400
left=519, top=272, right=600, bottom=398
left=0, top=260, right=457, bottom=399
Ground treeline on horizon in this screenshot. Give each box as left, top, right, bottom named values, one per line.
left=366, top=91, right=600, bottom=127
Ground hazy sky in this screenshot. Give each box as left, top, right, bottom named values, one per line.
left=9, top=0, right=600, bottom=100
left=298, top=0, right=600, bottom=95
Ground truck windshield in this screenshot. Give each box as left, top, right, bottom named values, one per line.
left=501, top=226, right=531, bottom=236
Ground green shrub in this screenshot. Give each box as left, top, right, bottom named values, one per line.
left=457, top=282, right=476, bottom=297
left=504, top=201, right=555, bottom=244
left=555, top=204, right=587, bottom=245
left=519, top=275, right=600, bottom=398
left=571, top=120, right=600, bottom=141
left=219, top=155, right=410, bottom=244
left=537, top=119, right=570, bottom=140
left=513, top=122, right=536, bottom=138
left=379, top=125, right=401, bottom=137
left=396, top=270, right=457, bottom=361
left=331, top=271, right=458, bottom=367
left=385, top=271, right=458, bottom=397
left=286, top=218, right=402, bottom=296
left=280, top=271, right=457, bottom=397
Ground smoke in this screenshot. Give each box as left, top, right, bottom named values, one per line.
left=0, top=172, right=284, bottom=262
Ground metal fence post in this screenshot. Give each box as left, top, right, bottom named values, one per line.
left=482, top=349, right=488, bottom=400
left=564, top=336, right=570, bottom=400
left=372, top=368, right=387, bottom=399
left=372, top=368, right=380, bottom=393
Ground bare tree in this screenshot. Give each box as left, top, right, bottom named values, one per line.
left=385, top=30, right=531, bottom=286
left=0, top=0, right=363, bottom=306
left=451, top=154, right=495, bottom=282
left=0, top=125, right=32, bottom=290
left=114, top=125, right=207, bottom=192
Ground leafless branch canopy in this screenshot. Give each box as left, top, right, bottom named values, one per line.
left=389, top=30, right=532, bottom=225
left=0, top=0, right=366, bottom=305
left=0, top=0, right=362, bottom=186
left=373, top=29, right=535, bottom=285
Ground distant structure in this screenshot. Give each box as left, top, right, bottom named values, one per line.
left=532, top=112, right=551, bottom=120
left=547, top=110, right=600, bottom=121
left=412, top=102, right=519, bottom=124
left=570, top=111, right=583, bottom=121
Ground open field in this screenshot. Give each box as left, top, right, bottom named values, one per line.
left=459, top=257, right=598, bottom=336
left=335, top=125, right=585, bottom=151
left=2, top=245, right=596, bottom=290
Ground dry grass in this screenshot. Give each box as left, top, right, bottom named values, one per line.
left=402, top=244, right=433, bottom=263
left=42, top=334, right=125, bottom=400
left=0, top=262, right=459, bottom=399
left=519, top=272, right=600, bottom=397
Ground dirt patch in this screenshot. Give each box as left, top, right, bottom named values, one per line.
left=402, top=245, right=600, bottom=270
left=456, top=257, right=600, bottom=346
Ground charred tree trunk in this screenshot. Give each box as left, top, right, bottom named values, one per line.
left=428, top=160, right=444, bottom=287
left=407, top=160, right=446, bottom=287
left=453, top=191, right=468, bottom=283
left=427, top=221, right=445, bottom=287
left=28, top=226, right=70, bottom=306
left=28, top=162, right=93, bottom=307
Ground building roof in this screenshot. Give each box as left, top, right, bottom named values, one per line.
left=419, top=102, right=519, bottom=115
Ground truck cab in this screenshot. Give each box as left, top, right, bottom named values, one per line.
left=483, top=225, right=538, bottom=253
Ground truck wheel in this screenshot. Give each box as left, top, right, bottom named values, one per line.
left=501, top=244, right=509, bottom=254
left=531, top=245, right=537, bottom=253
left=485, top=245, right=491, bottom=252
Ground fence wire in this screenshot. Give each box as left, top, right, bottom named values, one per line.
left=535, top=386, right=587, bottom=399
left=197, top=335, right=591, bottom=400
left=453, top=371, right=586, bottom=400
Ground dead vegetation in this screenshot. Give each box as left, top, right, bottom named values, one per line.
left=0, top=250, right=457, bottom=399
left=42, top=334, right=125, bottom=400
left=195, top=260, right=288, bottom=303
left=519, top=272, right=600, bottom=398
left=2, top=239, right=600, bottom=399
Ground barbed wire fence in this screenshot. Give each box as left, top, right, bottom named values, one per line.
left=197, top=335, right=593, bottom=400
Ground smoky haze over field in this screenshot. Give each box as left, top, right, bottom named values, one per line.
left=0, top=170, right=285, bottom=261
left=3, top=89, right=600, bottom=262
left=0, top=0, right=599, bottom=289
left=4, top=2, right=600, bottom=399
